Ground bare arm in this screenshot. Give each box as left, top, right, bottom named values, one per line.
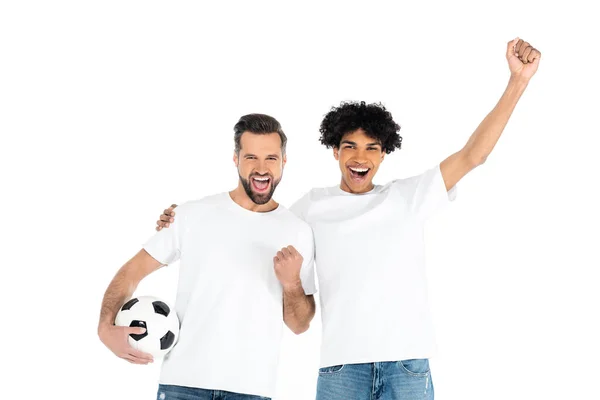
left=440, top=38, right=541, bottom=190
left=274, top=246, right=316, bottom=334
left=98, top=249, right=164, bottom=331
left=283, top=283, right=316, bottom=334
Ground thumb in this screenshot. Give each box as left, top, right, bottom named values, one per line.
left=127, top=326, right=146, bottom=335
left=506, top=37, right=519, bottom=59
left=531, top=51, right=541, bottom=67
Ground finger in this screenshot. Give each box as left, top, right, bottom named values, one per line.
left=127, top=327, right=147, bottom=335
left=514, top=39, right=526, bottom=55
left=521, top=46, right=533, bottom=64
left=165, top=223, right=170, bottom=228
left=273, top=255, right=280, bottom=264
left=163, top=206, right=176, bottom=216
left=281, top=248, right=291, bottom=258
left=129, top=348, right=154, bottom=362
left=517, top=41, right=530, bottom=59
left=277, top=251, right=285, bottom=260
left=170, top=204, right=178, bottom=209
left=506, top=37, right=519, bottom=58
left=123, top=354, right=149, bottom=365
left=287, top=246, right=300, bottom=259
left=527, top=48, right=540, bottom=63
left=160, top=215, right=174, bottom=223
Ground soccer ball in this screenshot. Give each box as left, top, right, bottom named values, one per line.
left=115, top=295, right=180, bottom=358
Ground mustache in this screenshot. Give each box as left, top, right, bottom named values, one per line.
left=249, top=173, right=273, bottom=179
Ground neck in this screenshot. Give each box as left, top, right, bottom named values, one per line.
left=339, top=178, right=375, bottom=194
left=230, top=185, right=278, bottom=212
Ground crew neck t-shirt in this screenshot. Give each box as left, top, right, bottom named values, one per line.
left=143, top=192, right=317, bottom=398
left=290, top=164, right=456, bottom=368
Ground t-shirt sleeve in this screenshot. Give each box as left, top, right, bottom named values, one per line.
left=402, top=163, right=457, bottom=221
left=298, top=224, right=318, bottom=295
left=142, top=205, right=185, bottom=265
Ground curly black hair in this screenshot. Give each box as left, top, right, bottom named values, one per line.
left=319, top=101, right=402, bottom=154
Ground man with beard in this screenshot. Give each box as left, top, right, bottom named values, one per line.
left=154, top=38, right=541, bottom=398
left=97, top=114, right=317, bottom=400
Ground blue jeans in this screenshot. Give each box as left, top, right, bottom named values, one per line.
left=316, top=359, right=434, bottom=400
left=156, top=384, right=271, bottom=400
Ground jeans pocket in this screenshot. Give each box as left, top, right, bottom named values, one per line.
left=318, top=364, right=345, bottom=374
left=398, top=358, right=430, bottom=377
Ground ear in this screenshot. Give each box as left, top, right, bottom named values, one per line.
left=282, top=154, right=287, bottom=167
left=380, top=150, right=386, bottom=162
left=233, top=151, right=239, bottom=167
left=333, top=147, right=339, bottom=161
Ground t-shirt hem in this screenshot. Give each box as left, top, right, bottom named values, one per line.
left=319, top=351, right=438, bottom=369
left=158, top=378, right=274, bottom=399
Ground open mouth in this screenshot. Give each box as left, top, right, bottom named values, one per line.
left=251, top=175, right=271, bottom=193
left=348, top=166, right=370, bottom=182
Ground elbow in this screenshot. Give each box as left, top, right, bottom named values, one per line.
left=467, top=152, right=487, bottom=168
left=292, top=323, right=310, bottom=335
left=285, top=320, right=310, bottom=335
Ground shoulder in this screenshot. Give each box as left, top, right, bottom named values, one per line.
left=278, top=205, right=312, bottom=229
left=389, top=165, right=440, bottom=193
left=289, top=186, right=337, bottom=219
left=174, top=192, right=228, bottom=217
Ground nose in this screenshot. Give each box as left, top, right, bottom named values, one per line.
left=353, top=149, right=369, bottom=164
left=255, top=160, right=269, bottom=175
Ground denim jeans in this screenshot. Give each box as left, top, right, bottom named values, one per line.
left=316, top=359, right=433, bottom=400
left=156, top=384, right=271, bottom=400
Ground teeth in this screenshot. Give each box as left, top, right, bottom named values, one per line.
left=253, top=177, right=269, bottom=181
left=349, top=167, right=369, bottom=173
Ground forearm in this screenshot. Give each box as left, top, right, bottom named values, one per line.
left=282, top=283, right=315, bottom=334
left=98, top=263, right=139, bottom=332
left=463, top=76, right=529, bottom=164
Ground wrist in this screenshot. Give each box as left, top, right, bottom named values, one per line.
left=282, top=279, right=303, bottom=292
left=508, top=74, right=530, bottom=89
left=97, top=321, right=113, bottom=337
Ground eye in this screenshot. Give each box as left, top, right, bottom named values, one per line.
left=267, top=157, right=277, bottom=161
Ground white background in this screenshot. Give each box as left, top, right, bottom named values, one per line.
left=1, top=1, right=599, bottom=399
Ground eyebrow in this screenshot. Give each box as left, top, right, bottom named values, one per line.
left=341, top=140, right=381, bottom=147
left=244, top=153, right=280, bottom=158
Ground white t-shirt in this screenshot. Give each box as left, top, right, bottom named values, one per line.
left=143, top=192, right=317, bottom=398
left=290, top=164, right=456, bottom=368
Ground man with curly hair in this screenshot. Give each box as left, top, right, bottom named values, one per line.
left=154, top=38, right=541, bottom=399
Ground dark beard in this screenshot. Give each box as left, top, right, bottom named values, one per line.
left=239, top=173, right=281, bottom=205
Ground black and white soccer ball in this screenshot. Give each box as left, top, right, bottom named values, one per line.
left=115, top=295, right=180, bottom=358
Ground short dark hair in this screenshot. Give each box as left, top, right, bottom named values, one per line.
left=233, top=114, right=287, bottom=155
left=319, top=101, right=402, bottom=154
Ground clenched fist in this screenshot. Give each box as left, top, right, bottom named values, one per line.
left=507, top=37, right=542, bottom=81
left=273, top=245, right=303, bottom=290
